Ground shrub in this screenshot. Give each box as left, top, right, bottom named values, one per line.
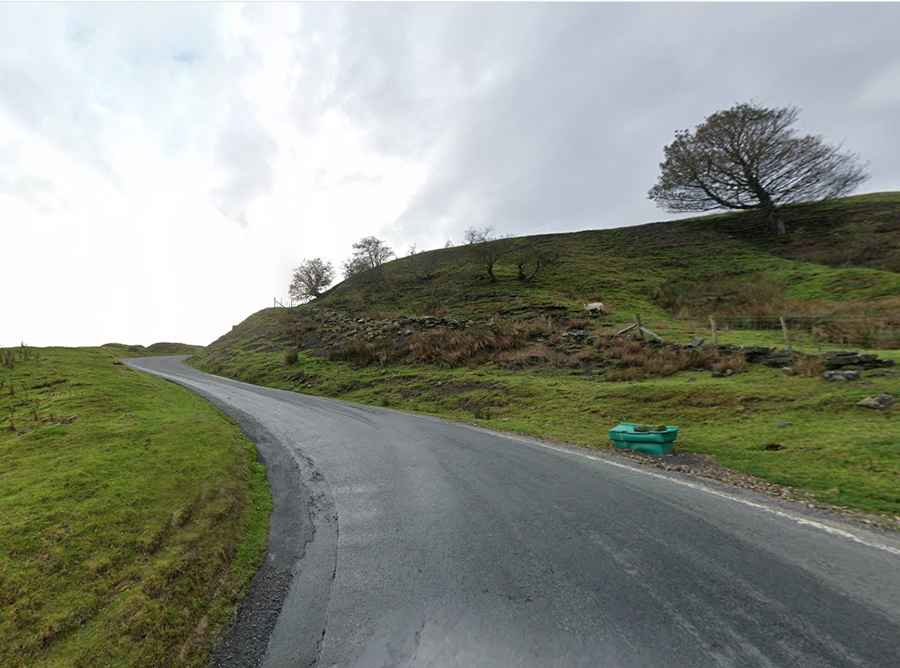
left=283, top=350, right=299, bottom=366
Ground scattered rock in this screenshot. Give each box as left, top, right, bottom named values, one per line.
left=823, top=370, right=860, bottom=382
left=823, top=351, right=895, bottom=370
left=775, top=421, right=793, bottom=428
left=857, top=393, right=895, bottom=410
left=763, top=443, right=784, bottom=451
left=563, top=329, right=589, bottom=341
left=741, top=347, right=794, bottom=367
left=781, top=367, right=794, bottom=375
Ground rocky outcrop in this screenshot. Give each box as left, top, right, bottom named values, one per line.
left=822, top=351, right=896, bottom=370
left=722, top=346, right=795, bottom=367
left=823, top=370, right=860, bottom=382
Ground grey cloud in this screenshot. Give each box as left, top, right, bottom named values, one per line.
left=291, top=3, right=900, bottom=244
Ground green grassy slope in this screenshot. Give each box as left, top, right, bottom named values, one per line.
left=193, top=193, right=900, bottom=517
left=0, top=347, right=270, bottom=667
left=207, top=193, right=900, bottom=358
left=319, top=191, right=900, bottom=320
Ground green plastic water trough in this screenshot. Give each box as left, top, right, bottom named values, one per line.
left=608, top=422, right=679, bottom=456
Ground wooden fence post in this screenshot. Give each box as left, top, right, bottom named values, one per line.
left=779, top=315, right=791, bottom=349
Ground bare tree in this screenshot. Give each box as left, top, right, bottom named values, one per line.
left=463, top=226, right=495, bottom=245
left=649, top=102, right=868, bottom=234
left=514, top=244, right=558, bottom=282
left=407, top=243, right=418, bottom=256
left=342, top=236, right=394, bottom=279
left=342, top=255, right=369, bottom=279
left=289, top=258, right=334, bottom=301
left=353, top=236, right=394, bottom=268
left=471, top=238, right=512, bottom=283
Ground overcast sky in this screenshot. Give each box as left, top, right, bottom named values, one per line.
left=2, top=2, right=899, bottom=347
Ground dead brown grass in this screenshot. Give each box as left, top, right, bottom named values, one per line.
left=407, top=322, right=528, bottom=367
left=792, top=355, right=825, bottom=377
left=601, top=340, right=738, bottom=381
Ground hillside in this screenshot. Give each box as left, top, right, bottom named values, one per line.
left=315, top=191, right=900, bottom=322
left=192, top=193, right=900, bottom=518
left=101, top=341, right=205, bottom=356
left=206, top=192, right=900, bottom=359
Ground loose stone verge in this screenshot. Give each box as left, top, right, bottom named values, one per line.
left=614, top=448, right=900, bottom=533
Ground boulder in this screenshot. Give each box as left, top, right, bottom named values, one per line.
left=823, top=351, right=895, bottom=370
left=562, top=329, right=590, bottom=343
left=746, top=348, right=794, bottom=367
left=857, top=393, right=896, bottom=410
left=730, top=346, right=798, bottom=368
left=584, top=302, right=608, bottom=315
left=823, top=370, right=860, bottom=382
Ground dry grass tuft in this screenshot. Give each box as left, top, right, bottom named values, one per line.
left=602, top=340, right=739, bottom=381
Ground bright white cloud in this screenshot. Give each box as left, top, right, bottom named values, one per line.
left=2, top=3, right=899, bottom=347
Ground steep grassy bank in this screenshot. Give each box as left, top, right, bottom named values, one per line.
left=0, top=347, right=270, bottom=667
left=208, top=192, right=900, bottom=358
left=316, top=191, right=900, bottom=324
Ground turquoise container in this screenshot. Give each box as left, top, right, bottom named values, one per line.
left=608, top=422, right=679, bottom=456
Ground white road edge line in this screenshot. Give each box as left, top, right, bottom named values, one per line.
left=475, top=425, right=900, bottom=558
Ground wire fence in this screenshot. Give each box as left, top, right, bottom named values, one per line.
left=701, top=314, right=899, bottom=349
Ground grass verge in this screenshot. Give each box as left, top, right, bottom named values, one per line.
left=0, top=347, right=271, bottom=667
left=195, top=349, right=899, bottom=518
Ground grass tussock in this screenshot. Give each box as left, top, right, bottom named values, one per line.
left=601, top=340, right=736, bottom=381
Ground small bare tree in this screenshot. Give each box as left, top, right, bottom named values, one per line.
left=471, top=238, right=512, bottom=283
left=289, top=258, right=334, bottom=301
left=649, top=102, right=868, bottom=234
left=342, top=255, right=370, bottom=279
left=342, top=235, right=395, bottom=279
left=514, top=245, right=558, bottom=283
left=464, top=226, right=495, bottom=245
left=353, top=236, right=394, bottom=268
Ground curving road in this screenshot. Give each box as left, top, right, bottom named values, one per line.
left=125, top=356, right=900, bottom=668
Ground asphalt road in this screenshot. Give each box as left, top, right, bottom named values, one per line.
left=125, top=356, right=900, bottom=668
